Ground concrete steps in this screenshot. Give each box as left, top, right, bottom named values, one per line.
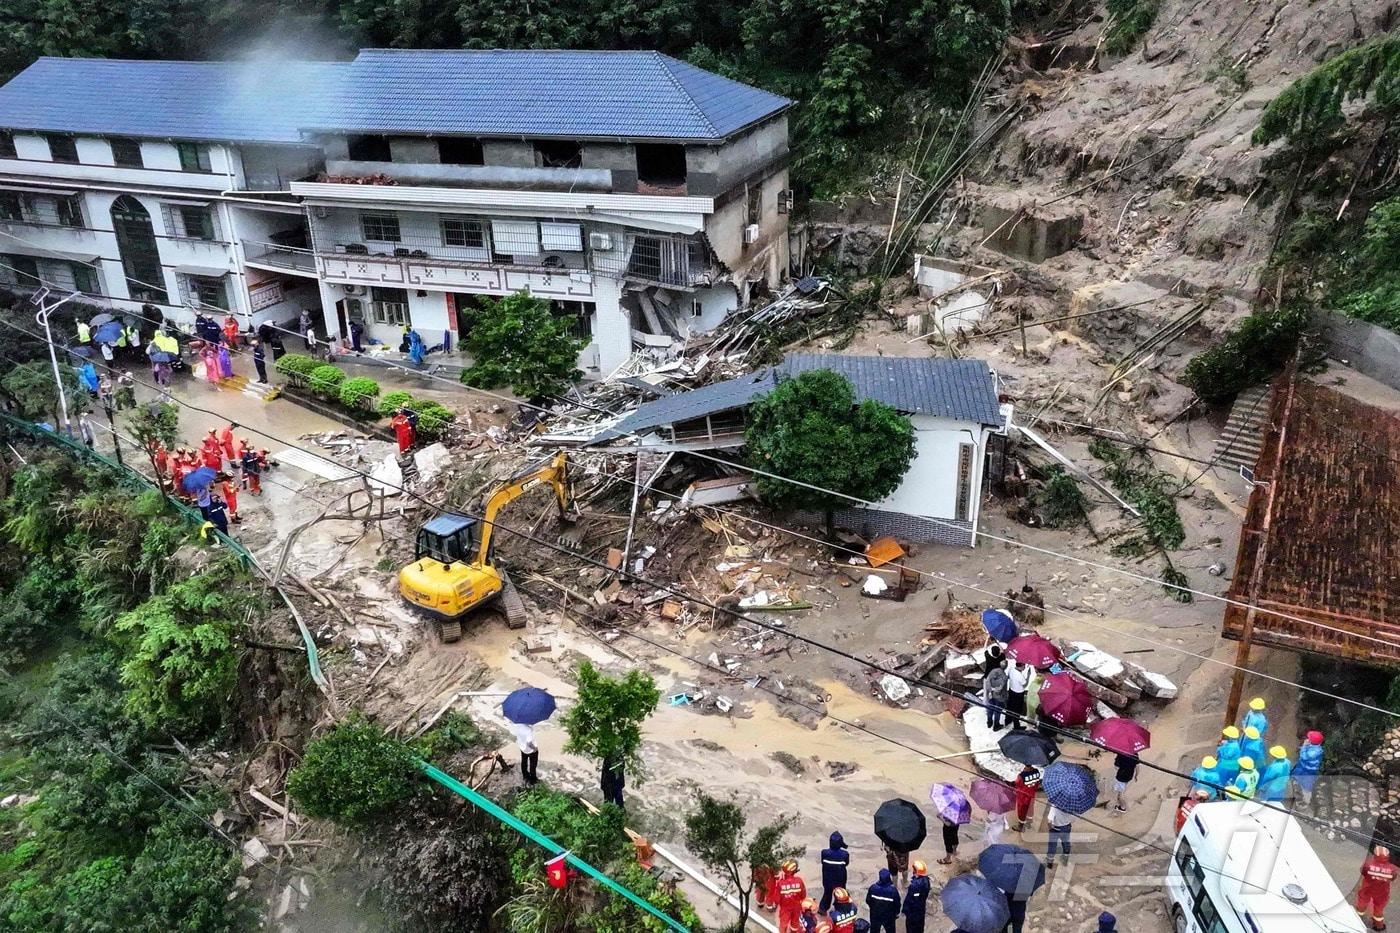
left=219, top=374, right=278, bottom=402
left=1213, top=384, right=1273, bottom=473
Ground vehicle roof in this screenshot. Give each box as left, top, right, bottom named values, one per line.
left=422, top=513, right=476, bottom=536
left=1184, top=802, right=1365, bottom=933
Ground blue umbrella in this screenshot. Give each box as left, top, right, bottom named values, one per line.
left=1042, top=761, right=1099, bottom=814
left=941, top=874, right=1011, bottom=933
left=181, top=465, right=217, bottom=494
left=981, top=608, right=1017, bottom=642
left=149, top=350, right=176, bottom=364
left=503, top=687, right=557, bottom=725
left=978, top=844, right=1046, bottom=899
left=93, top=321, right=124, bottom=344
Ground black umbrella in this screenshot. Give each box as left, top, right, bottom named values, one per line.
left=873, top=797, right=926, bottom=853
left=67, top=345, right=95, bottom=359
left=998, top=730, right=1060, bottom=767
left=978, top=844, right=1046, bottom=899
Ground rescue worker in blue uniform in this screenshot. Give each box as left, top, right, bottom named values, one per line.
left=866, top=868, right=901, bottom=933
left=819, top=831, right=851, bottom=914
left=902, top=860, right=931, bottom=933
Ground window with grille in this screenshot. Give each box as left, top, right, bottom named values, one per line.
left=109, top=137, right=143, bottom=167
left=0, top=132, right=15, bottom=159
left=955, top=443, right=975, bottom=522
left=1, top=254, right=40, bottom=287
left=179, top=206, right=215, bottom=240
left=176, top=142, right=210, bottom=172
left=185, top=274, right=228, bottom=311
left=0, top=192, right=24, bottom=221
left=46, top=134, right=79, bottom=163
left=70, top=263, right=98, bottom=294
left=56, top=196, right=83, bottom=228
left=441, top=217, right=485, bottom=249
left=361, top=211, right=401, bottom=243
left=370, top=286, right=409, bottom=325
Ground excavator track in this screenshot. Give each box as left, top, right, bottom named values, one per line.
left=498, top=573, right=528, bottom=630
left=438, top=618, right=463, bottom=642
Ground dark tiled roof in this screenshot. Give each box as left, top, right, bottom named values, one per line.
left=778, top=354, right=1002, bottom=425
left=309, top=49, right=790, bottom=140
left=0, top=57, right=348, bottom=143
left=602, top=369, right=778, bottom=439
left=603, top=355, right=1000, bottom=442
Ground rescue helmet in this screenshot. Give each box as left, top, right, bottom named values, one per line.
left=1377, top=846, right=1392, bottom=859
left=1222, top=726, right=1240, bottom=739
left=1249, top=697, right=1266, bottom=711
left=782, top=858, right=798, bottom=874
left=815, top=923, right=834, bottom=933
left=802, top=898, right=817, bottom=912
left=207, top=427, right=217, bottom=434
left=1244, top=726, right=1261, bottom=740
left=912, top=860, right=928, bottom=877
left=1237, top=756, right=1255, bottom=771
left=1270, top=745, right=1288, bottom=760
left=1307, top=730, right=1325, bottom=744
left=1201, top=755, right=1218, bottom=768
left=833, top=887, right=850, bottom=904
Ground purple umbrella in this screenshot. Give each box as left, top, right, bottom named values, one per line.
left=970, top=778, right=1016, bottom=814
left=1006, top=633, right=1060, bottom=669
left=929, top=783, right=972, bottom=825
left=1038, top=671, right=1094, bottom=726
left=1090, top=717, right=1151, bottom=755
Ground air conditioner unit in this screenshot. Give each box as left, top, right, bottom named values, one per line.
left=589, top=231, right=614, bottom=251
left=342, top=284, right=362, bottom=295
left=743, top=224, right=760, bottom=245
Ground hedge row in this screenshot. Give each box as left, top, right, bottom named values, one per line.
left=273, top=354, right=456, bottom=438
left=376, top=390, right=455, bottom=441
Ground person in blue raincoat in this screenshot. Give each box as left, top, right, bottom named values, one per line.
left=1258, top=746, right=1292, bottom=801
left=407, top=327, right=425, bottom=366
left=1293, top=730, right=1325, bottom=805
left=902, top=860, right=931, bottom=933
left=865, top=868, right=900, bottom=933
left=1242, top=697, right=1269, bottom=739
left=1217, top=726, right=1243, bottom=785
left=1241, top=726, right=1267, bottom=770
left=1190, top=755, right=1224, bottom=799
left=818, top=831, right=850, bottom=913
left=78, top=361, right=99, bottom=396
left=205, top=494, right=229, bottom=535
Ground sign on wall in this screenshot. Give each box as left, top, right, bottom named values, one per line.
left=248, top=280, right=285, bottom=311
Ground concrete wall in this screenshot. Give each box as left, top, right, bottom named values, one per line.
left=875, top=416, right=986, bottom=524
left=1316, top=309, right=1400, bottom=391
left=686, top=116, right=789, bottom=196
left=325, top=159, right=613, bottom=192
left=705, top=165, right=789, bottom=295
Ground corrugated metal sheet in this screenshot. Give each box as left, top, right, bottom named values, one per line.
left=605, top=369, right=778, bottom=438
left=779, top=354, right=1003, bottom=425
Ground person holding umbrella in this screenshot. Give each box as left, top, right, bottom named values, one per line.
left=1041, top=762, right=1098, bottom=865
left=940, top=874, right=1010, bottom=933
left=874, top=798, right=926, bottom=888
left=502, top=687, right=557, bottom=787
left=970, top=778, right=1014, bottom=845
left=1111, top=753, right=1138, bottom=813
left=978, top=844, right=1045, bottom=933
left=930, top=783, right=971, bottom=866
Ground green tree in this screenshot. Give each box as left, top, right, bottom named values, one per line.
left=745, top=369, right=916, bottom=536
left=287, top=715, right=418, bottom=825
left=111, top=571, right=242, bottom=733
left=684, top=793, right=798, bottom=930
left=461, top=291, right=585, bottom=402
left=0, top=359, right=85, bottom=425
left=127, top=401, right=180, bottom=490
left=561, top=661, right=660, bottom=777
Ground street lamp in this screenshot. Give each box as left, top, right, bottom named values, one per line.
left=29, top=286, right=81, bottom=437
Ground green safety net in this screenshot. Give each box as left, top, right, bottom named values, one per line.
left=4, top=414, right=685, bottom=930
left=418, top=762, right=689, bottom=932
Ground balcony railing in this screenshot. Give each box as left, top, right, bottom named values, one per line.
left=244, top=241, right=318, bottom=274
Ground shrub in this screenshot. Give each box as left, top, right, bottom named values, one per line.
left=408, top=399, right=455, bottom=440
left=1036, top=467, right=1086, bottom=528
left=307, top=364, right=346, bottom=399
left=287, top=715, right=418, bottom=825
left=339, top=376, right=380, bottom=411
left=377, top=390, right=414, bottom=418
left=273, top=353, right=319, bottom=387
left=1181, top=305, right=1308, bottom=402
left=1104, top=0, right=1159, bottom=55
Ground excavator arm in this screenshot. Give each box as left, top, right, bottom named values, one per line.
left=474, top=451, right=573, bottom=563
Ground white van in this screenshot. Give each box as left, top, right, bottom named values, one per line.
left=1167, top=800, right=1365, bottom=933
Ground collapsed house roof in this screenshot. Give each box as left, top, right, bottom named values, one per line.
left=1222, top=374, right=1400, bottom=665
left=601, top=354, right=1001, bottom=442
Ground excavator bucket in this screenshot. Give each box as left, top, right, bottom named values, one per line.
left=556, top=507, right=586, bottom=551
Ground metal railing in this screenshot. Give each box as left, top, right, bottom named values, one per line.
left=244, top=241, right=317, bottom=273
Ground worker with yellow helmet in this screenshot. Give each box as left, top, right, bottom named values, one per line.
left=1217, top=725, right=1243, bottom=785
left=1228, top=756, right=1260, bottom=799
left=1190, top=755, right=1224, bottom=799
left=1242, top=696, right=1269, bottom=739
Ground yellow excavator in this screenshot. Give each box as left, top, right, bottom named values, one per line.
left=399, top=451, right=576, bottom=641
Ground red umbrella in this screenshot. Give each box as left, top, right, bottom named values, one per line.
left=1090, top=717, right=1151, bottom=754
left=1006, top=633, right=1060, bottom=669
left=1037, top=671, right=1094, bottom=726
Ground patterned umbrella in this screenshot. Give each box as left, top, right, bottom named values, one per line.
left=1006, top=633, right=1060, bottom=669
left=929, top=783, right=972, bottom=824
left=981, top=608, right=1017, bottom=642
left=978, top=844, right=1046, bottom=898
left=970, top=778, right=1016, bottom=814
left=941, top=874, right=1012, bottom=933
left=1038, top=671, right=1094, bottom=726
left=997, top=731, right=1060, bottom=767
left=1041, top=761, right=1098, bottom=814
left=1090, top=717, right=1151, bottom=755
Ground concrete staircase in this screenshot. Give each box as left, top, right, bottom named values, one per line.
left=219, top=374, right=278, bottom=402
left=1212, top=384, right=1273, bottom=473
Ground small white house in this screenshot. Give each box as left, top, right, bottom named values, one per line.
left=601, top=353, right=1006, bottom=546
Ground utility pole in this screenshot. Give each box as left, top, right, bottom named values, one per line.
left=101, top=395, right=123, bottom=466
left=30, top=287, right=81, bottom=437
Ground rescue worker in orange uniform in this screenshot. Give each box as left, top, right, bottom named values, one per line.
left=223, top=314, right=240, bottom=347
left=152, top=442, right=169, bottom=483
left=168, top=447, right=187, bottom=498
left=220, top=475, right=240, bottom=524
left=390, top=407, right=416, bottom=455
left=799, top=898, right=820, bottom=933
left=828, top=887, right=857, bottom=932
left=776, top=859, right=807, bottom=933
left=201, top=429, right=223, bottom=470
left=1358, top=845, right=1397, bottom=931
left=217, top=423, right=236, bottom=461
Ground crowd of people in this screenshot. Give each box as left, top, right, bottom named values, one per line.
left=148, top=423, right=274, bottom=535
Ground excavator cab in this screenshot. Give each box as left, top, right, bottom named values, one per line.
left=398, top=452, right=575, bottom=642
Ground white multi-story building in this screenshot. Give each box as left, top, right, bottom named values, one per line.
left=0, top=51, right=792, bottom=375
